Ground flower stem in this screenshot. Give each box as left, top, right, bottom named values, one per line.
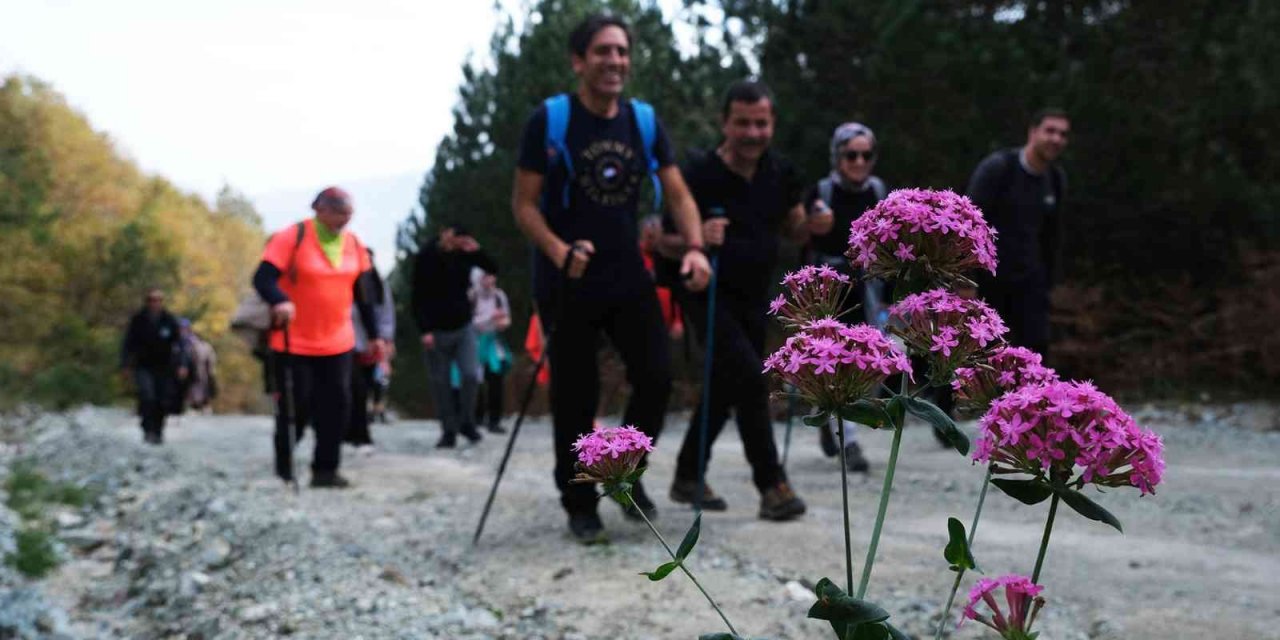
left=934, top=465, right=994, bottom=640
left=837, top=417, right=854, bottom=595
left=1031, top=492, right=1061, bottom=584
left=627, top=490, right=739, bottom=637
left=857, top=423, right=903, bottom=599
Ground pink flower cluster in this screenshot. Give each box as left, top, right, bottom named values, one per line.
left=768, top=265, right=852, bottom=327
left=974, top=381, right=1166, bottom=495
left=953, top=346, right=1060, bottom=414
left=572, top=425, right=654, bottom=485
left=888, top=289, right=1008, bottom=380
left=846, top=188, right=998, bottom=284
left=763, top=318, right=912, bottom=413
left=961, top=574, right=1045, bottom=638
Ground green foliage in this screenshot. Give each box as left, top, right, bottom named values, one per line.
left=806, top=577, right=891, bottom=638
left=991, top=478, right=1054, bottom=506
left=6, top=527, right=60, bottom=578
left=5, top=459, right=94, bottom=520
left=943, top=517, right=979, bottom=572
left=902, top=396, right=969, bottom=455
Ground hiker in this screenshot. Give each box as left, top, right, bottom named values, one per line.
left=471, top=269, right=513, bottom=434
left=120, top=288, right=188, bottom=445
left=658, top=80, right=813, bottom=521
left=252, top=186, right=384, bottom=488
left=639, top=215, right=684, bottom=340
left=966, top=108, right=1069, bottom=358
left=411, top=224, right=497, bottom=448
left=180, top=319, right=218, bottom=414
left=346, top=248, right=395, bottom=455
left=804, top=121, right=890, bottom=472
left=512, top=13, right=711, bottom=543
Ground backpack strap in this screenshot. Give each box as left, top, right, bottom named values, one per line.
left=868, top=176, right=888, bottom=201
left=287, top=221, right=305, bottom=284
left=818, top=176, right=835, bottom=207
left=630, top=98, right=663, bottom=212
left=543, top=94, right=573, bottom=209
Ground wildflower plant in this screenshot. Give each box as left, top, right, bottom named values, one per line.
left=961, top=575, right=1047, bottom=640
left=888, top=288, right=1008, bottom=386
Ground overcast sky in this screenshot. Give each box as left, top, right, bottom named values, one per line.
left=0, top=0, right=514, bottom=271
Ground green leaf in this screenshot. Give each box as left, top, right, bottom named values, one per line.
left=640, top=559, right=681, bottom=581
left=943, top=517, right=978, bottom=572
left=1056, top=487, right=1124, bottom=532
left=991, top=478, right=1053, bottom=505
left=883, top=621, right=911, bottom=640
left=676, top=513, right=702, bottom=560
left=807, top=577, right=891, bottom=638
left=803, top=412, right=830, bottom=427
left=885, top=395, right=906, bottom=426
left=837, top=399, right=891, bottom=429
left=903, top=396, right=969, bottom=454
left=848, top=622, right=890, bottom=640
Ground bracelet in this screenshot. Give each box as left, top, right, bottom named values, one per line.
left=685, top=242, right=705, bottom=253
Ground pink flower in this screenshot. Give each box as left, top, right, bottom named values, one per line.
left=763, top=319, right=912, bottom=415
left=952, top=346, right=1059, bottom=415
left=846, top=189, right=998, bottom=286
left=572, top=425, right=654, bottom=487
left=888, top=289, right=1008, bottom=383
left=974, top=381, right=1166, bottom=495
left=961, top=575, right=1046, bottom=638
left=770, top=266, right=852, bottom=327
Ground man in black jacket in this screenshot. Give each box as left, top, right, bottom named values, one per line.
left=966, top=109, right=1069, bottom=357
left=121, top=288, right=188, bottom=445
left=411, top=224, right=497, bottom=448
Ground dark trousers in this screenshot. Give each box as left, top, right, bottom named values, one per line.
left=541, top=289, right=672, bottom=514
left=346, top=362, right=376, bottom=446
left=134, top=366, right=174, bottom=436
left=675, top=292, right=785, bottom=493
left=475, top=369, right=506, bottom=428
left=272, top=350, right=353, bottom=479
left=981, top=277, right=1051, bottom=357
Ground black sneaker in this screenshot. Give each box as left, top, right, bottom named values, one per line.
left=759, top=482, right=807, bottom=521
left=669, top=480, right=728, bottom=512
left=436, top=433, right=457, bottom=449
left=819, top=425, right=839, bottom=457
left=621, top=482, right=658, bottom=522
left=460, top=424, right=483, bottom=444
left=567, top=511, right=608, bottom=545
left=143, top=431, right=163, bottom=446
left=309, top=472, right=352, bottom=489
left=486, top=423, right=507, bottom=434
left=844, top=442, right=870, bottom=473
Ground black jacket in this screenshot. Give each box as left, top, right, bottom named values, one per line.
left=121, top=310, right=185, bottom=370
left=411, top=243, right=497, bottom=333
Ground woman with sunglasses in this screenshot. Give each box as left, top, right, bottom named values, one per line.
left=804, top=122, right=888, bottom=473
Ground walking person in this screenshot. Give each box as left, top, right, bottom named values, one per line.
left=804, top=121, right=890, bottom=472
left=512, top=14, right=711, bottom=543
left=346, top=248, right=395, bottom=454
left=966, top=109, right=1070, bottom=357
left=411, top=224, right=496, bottom=448
left=120, top=288, right=188, bottom=445
left=471, top=270, right=513, bottom=434
left=659, top=80, right=814, bottom=521
left=180, top=319, right=218, bottom=414
left=252, top=186, right=384, bottom=488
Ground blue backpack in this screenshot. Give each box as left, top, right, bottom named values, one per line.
left=542, top=93, right=662, bottom=212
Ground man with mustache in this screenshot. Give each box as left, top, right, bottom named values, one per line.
left=966, top=109, right=1070, bottom=357
left=659, top=80, right=822, bottom=521
left=513, top=14, right=711, bottom=544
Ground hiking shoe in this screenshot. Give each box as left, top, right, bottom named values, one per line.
left=309, top=472, right=352, bottom=489
left=819, top=425, right=839, bottom=457
left=759, top=482, right=807, bottom=521
left=460, top=424, right=483, bottom=444
left=143, top=432, right=163, bottom=446
left=844, top=442, right=870, bottom=473
left=486, top=423, right=507, bottom=434
left=567, top=511, right=608, bottom=545
left=621, top=482, right=658, bottom=522
left=669, top=479, right=728, bottom=512
left=436, top=433, right=457, bottom=449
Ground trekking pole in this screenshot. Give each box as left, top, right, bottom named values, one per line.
left=282, top=323, right=300, bottom=495
left=473, top=246, right=579, bottom=546
left=781, top=386, right=796, bottom=468
left=695, top=208, right=724, bottom=512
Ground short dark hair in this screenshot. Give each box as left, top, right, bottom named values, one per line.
left=1030, top=108, right=1069, bottom=128
left=721, top=80, right=775, bottom=120
left=568, top=14, right=632, bottom=57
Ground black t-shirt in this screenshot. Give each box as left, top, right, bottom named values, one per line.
left=966, top=149, right=1065, bottom=285
left=517, top=94, right=675, bottom=301
left=805, top=180, right=885, bottom=259
left=664, top=149, right=803, bottom=301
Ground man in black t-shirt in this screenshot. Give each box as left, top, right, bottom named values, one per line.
left=966, top=109, right=1069, bottom=357
left=660, top=80, right=820, bottom=521
left=512, top=14, right=711, bottom=544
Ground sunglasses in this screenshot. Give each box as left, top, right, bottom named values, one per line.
left=842, top=150, right=875, bottom=162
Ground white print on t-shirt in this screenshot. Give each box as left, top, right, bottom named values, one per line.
left=576, top=139, right=642, bottom=207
